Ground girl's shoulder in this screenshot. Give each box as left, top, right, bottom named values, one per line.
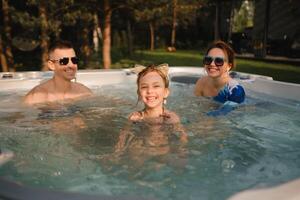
left=163, top=110, right=180, bottom=124
left=128, top=111, right=143, bottom=121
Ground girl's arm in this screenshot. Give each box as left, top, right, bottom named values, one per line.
left=166, top=111, right=188, bottom=143
left=114, top=121, right=135, bottom=153
left=115, top=111, right=141, bottom=153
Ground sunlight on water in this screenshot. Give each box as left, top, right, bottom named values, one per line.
left=0, top=82, right=300, bottom=200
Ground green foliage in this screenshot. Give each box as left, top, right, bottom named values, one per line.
left=176, top=0, right=205, bottom=27
left=11, top=10, right=39, bottom=31
left=128, top=0, right=169, bottom=23
left=232, top=0, right=254, bottom=32
left=10, top=0, right=96, bottom=39
left=128, top=0, right=204, bottom=27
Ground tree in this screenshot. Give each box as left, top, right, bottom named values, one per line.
left=71, top=1, right=95, bottom=67
left=113, top=5, right=135, bottom=56
left=169, top=0, right=204, bottom=49
left=232, top=0, right=254, bottom=33
left=98, top=0, right=135, bottom=68
left=0, top=35, right=9, bottom=72
left=92, top=13, right=102, bottom=53
left=37, top=0, right=89, bottom=70
left=38, top=1, right=49, bottom=71
left=23, top=0, right=70, bottom=70
left=10, top=0, right=96, bottom=70
left=128, top=0, right=204, bottom=50
left=171, top=0, right=177, bottom=48
left=127, top=0, right=169, bottom=50
left=102, top=0, right=112, bottom=69
left=2, top=0, right=15, bottom=71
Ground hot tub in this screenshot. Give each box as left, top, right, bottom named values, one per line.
left=0, top=67, right=300, bottom=200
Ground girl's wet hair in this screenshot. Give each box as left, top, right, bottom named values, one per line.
left=136, top=64, right=169, bottom=90
left=206, top=40, right=235, bottom=69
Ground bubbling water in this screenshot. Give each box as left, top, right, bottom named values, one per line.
left=0, top=82, right=300, bottom=200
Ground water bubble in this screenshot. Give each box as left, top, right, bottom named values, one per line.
left=53, top=171, right=62, bottom=176
left=187, top=131, right=195, bottom=137
left=190, top=150, right=202, bottom=156
left=185, top=165, right=196, bottom=171
left=181, top=117, right=190, bottom=124
left=221, top=159, right=235, bottom=172
left=259, top=166, right=265, bottom=172
left=0, top=149, right=14, bottom=166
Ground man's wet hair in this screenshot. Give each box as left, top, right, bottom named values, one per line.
left=48, top=40, right=74, bottom=55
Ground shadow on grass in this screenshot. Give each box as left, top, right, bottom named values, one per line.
left=112, top=50, right=202, bottom=68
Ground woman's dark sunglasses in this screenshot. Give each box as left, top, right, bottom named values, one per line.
left=50, top=57, right=79, bottom=65
left=203, top=56, right=226, bottom=67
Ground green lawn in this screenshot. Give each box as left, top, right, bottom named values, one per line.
left=109, top=49, right=300, bottom=84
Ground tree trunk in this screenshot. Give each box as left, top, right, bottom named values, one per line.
left=0, top=36, right=9, bottom=72
left=262, top=0, right=271, bottom=58
left=93, top=13, right=101, bottom=52
left=81, top=26, right=92, bottom=67
left=214, top=0, right=220, bottom=40
left=171, top=0, right=177, bottom=47
left=2, top=0, right=15, bottom=72
left=102, top=0, right=112, bottom=69
left=149, top=21, right=155, bottom=51
left=39, top=3, right=49, bottom=71
left=227, top=0, right=235, bottom=43
left=126, top=20, right=133, bottom=56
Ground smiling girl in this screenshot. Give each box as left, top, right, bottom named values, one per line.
left=112, top=64, right=187, bottom=169
left=129, top=64, right=180, bottom=123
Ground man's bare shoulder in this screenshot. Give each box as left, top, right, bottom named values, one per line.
left=23, top=81, right=51, bottom=105
left=72, top=82, right=93, bottom=95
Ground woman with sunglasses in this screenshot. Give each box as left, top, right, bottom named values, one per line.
left=194, top=40, right=245, bottom=116
left=24, top=40, right=93, bottom=105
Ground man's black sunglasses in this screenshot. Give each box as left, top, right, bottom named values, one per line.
left=203, top=56, right=226, bottom=67
left=50, top=57, right=79, bottom=65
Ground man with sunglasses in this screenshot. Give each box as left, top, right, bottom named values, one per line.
left=24, top=40, right=93, bottom=105
left=194, top=40, right=245, bottom=116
